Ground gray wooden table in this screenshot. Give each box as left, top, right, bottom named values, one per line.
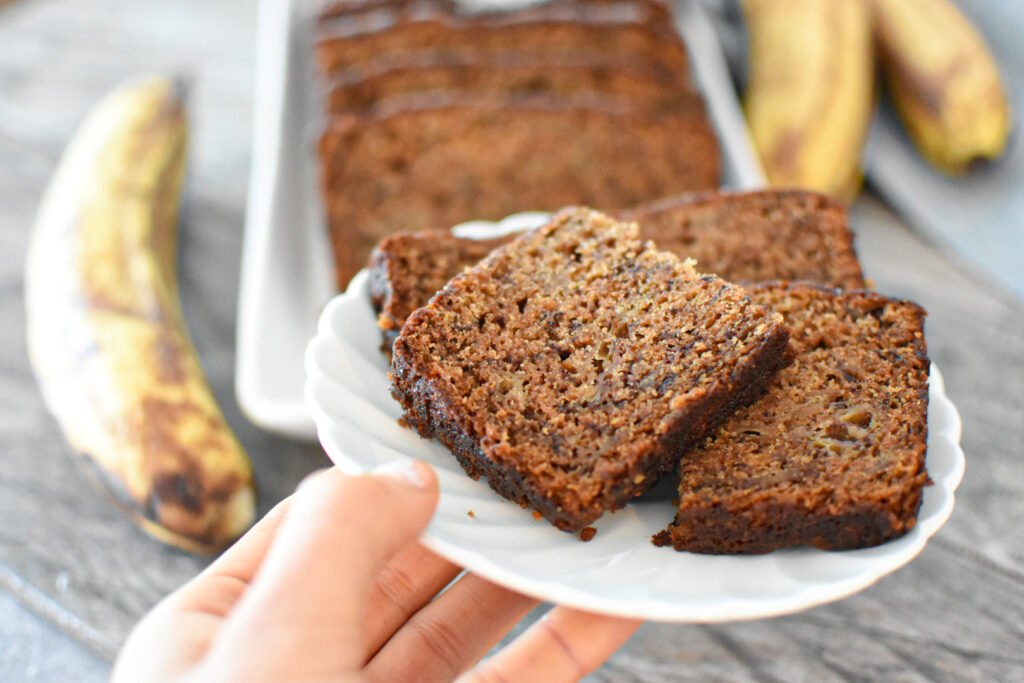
left=1, top=0, right=1023, bottom=680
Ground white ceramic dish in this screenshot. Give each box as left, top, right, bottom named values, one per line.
left=237, top=0, right=766, bottom=439
left=304, top=226, right=965, bottom=622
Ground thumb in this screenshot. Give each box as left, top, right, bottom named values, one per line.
left=207, top=460, right=438, bottom=678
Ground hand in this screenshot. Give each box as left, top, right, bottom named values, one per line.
left=112, top=461, right=641, bottom=682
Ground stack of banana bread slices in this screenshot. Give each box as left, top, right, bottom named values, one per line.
left=313, top=0, right=721, bottom=288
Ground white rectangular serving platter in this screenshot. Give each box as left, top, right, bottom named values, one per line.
left=237, top=0, right=766, bottom=439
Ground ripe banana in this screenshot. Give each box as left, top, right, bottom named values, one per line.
left=872, top=0, right=1011, bottom=175
left=742, top=0, right=874, bottom=201
left=25, top=77, right=255, bottom=554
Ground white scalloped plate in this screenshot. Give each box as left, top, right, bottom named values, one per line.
left=304, top=214, right=966, bottom=623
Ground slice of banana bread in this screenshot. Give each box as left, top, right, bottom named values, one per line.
left=390, top=208, right=791, bottom=533
left=321, top=95, right=720, bottom=288
left=317, top=0, right=676, bottom=24
left=621, top=189, right=866, bottom=289
left=324, top=54, right=697, bottom=114
left=653, top=282, right=930, bottom=554
left=314, top=0, right=687, bottom=76
left=367, top=189, right=863, bottom=348
left=368, top=230, right=513, bottom=349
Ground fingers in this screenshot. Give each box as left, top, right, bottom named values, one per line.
left=207, top=460, right=439, bottom=677
left=362, top=542, right=462, bottom=662
left=365, top=574, right=540, bottom=682
left=459, top=607, right=642, bottom=683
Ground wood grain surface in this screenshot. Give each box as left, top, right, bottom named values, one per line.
left=1, top=0, right=1022, bottom=680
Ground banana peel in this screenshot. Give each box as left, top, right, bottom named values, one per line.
left=25, top=77, right=255, bottom=554
left=872, top=0, right=1011, bottom=175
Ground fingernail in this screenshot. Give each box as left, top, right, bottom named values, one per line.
left=373, top=459, right=432, bottom=490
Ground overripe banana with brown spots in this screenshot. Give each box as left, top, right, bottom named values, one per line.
left=872, top=0, right=1011, bottom=175
left=25, top=77, right=255, bottom=554
left=742, top=0, right=874, bottom=201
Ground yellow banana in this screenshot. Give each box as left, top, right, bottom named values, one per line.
left=742, top=0, right=874, bottom=200
left=872, top=0, right=1011, bottom=175
left=25, top=78, right=255, bottom=554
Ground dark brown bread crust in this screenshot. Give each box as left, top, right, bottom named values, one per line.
left=321, top=95, right=720, bottom=288
left=653, top=501, right=906, bottom=554
left=390, top=208, right=791, bottom=533
left=653, top=282, right=930, bottom=554
left=324, top=54, right=697, bottom=114
left=621, top=189, right=866, bottom=290
left=314, top=0, right=687, bottom=75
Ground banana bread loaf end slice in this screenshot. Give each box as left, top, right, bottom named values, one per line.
left=653, top=283, right=930, bottom=554
left=390, top=208, right=791, bottom=533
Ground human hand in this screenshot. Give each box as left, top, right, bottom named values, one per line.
left=112, top=461, right=641, bottom=682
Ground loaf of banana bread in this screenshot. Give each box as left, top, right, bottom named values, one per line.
left=390, top=208, right=791, bottom=533
left=315, top=0, right=721, bottom=289
left=653, top=282, right=930, bottom=554
left=322, top=95, right=720, bottom=288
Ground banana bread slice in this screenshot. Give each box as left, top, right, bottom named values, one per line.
left=314, top=0, right=687, bottom=76
left=368, top=230, right=513, bottom=349
left=324, top=54, right=697, bottom=114
left=653, top=283, right=930, bottom=554
left=321, top=95, right=720, bottom=288
left=317, top=0, right=676, bottom=24
left=368, top=189, right=862, bottom=348
left=390, top=208, right=791, bottom=533
left=621, top=189, right=866, bottom=289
